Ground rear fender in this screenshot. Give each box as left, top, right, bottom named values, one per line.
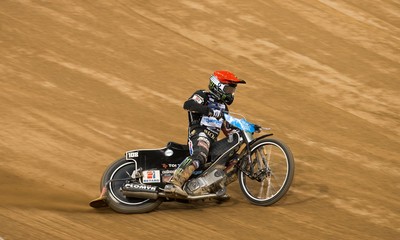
left=125, top=143, right=190, bottom=186
left=125, top=143, right=189, bottom=169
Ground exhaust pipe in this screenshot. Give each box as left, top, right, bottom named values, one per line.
left=121, top=183, right=159, bottom=200
left=121, top=183, right=223, bottom=201
left=121, top=190, right=158, bottom=200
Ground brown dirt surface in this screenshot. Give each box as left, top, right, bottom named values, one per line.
left=1, top=1, right=399, bottom=239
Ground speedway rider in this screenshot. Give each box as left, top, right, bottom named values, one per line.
left=166, top=70, right=246, bottom=196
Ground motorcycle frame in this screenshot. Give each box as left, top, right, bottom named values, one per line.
left=121, top=128, right=274, bottom=189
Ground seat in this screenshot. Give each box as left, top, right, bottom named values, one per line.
left=166, top=141, right=189, bottom=151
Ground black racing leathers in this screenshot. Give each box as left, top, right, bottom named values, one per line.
left=183, top=90, right=228, bottom=168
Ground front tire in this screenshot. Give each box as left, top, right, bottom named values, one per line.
left=101, top=157, right=162, bottom=213
left=238, top=138, right=294, bottom=206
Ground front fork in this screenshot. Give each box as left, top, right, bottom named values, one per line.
left=239, top=145, right=272, bottom=182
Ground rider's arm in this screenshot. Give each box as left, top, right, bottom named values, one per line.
left=183, top=90, right=211, bottom=115
left=221, top=105, right=232, bottom=136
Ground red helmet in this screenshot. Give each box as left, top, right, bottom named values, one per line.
left=209, top=70, right=246, bottom=105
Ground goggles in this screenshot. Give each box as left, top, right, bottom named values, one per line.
left=210, top=75, right=237, bottom=94
left=222, top=84, right=236, bottom=94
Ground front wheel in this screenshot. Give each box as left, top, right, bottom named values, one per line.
left=238, top=138, right=294, bottom=206
left=101, top=157, right=162, bottom=213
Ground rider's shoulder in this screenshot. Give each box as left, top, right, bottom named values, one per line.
left=192, top=90, right=209, bottom=97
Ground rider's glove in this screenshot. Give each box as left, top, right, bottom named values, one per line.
left=208, top=108, right=223, bottom=119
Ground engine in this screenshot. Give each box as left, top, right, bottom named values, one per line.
left=185, top=168, right=225, bottom=196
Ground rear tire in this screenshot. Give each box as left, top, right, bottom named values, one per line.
left=101, top=157, right=162, bottom=213
left=239, top=138, right=294, bottom=206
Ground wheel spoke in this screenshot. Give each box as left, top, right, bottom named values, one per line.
left=239, top=139, right=294, bottom=206
left=256, top=146, right=273, bottom=199
left=265, top=145, right=272, bottom=167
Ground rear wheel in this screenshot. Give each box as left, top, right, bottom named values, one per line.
left=101, top=157, right=162, bottom=213
left=238, top=138, right=294, bottom=206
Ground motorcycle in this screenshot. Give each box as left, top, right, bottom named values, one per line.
left=90, top=113, right=295, bottom=213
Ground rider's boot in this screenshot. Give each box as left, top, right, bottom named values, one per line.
left=167, top=157, right=197, bottom=197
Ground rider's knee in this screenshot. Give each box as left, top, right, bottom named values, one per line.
left=192, top=152, right=207, bottom=167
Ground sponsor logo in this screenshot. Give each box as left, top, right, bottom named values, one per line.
left=162, top=170, right=175, bottom=174
left=208, top=101, right=225, bottom=110
left=142, top=170, right=161, bottom=183
left=189, top=139, right=193, bottom=155
left=203, top=118, right=222, bottom=124
left=127, top=183, right=157, bottom=192
left=192, top=94, right=204, bottom=104
left=198, top=141, right=209, bottom=151
left=193, top=170, right=202, bottom=175
left=198, top=135, right=210, bottom=145
left=200, top=117, right=223, bottom=128
left=204, top=129, right=217, bottom=140
left=162, top=163, right=179, bottom=169
left=162, top=169, right=174, bottom=183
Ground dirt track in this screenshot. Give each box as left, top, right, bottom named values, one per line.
left=1, top=1, right=399, bottom=239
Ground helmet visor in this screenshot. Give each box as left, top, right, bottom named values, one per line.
left=223, top=84, right=236, bottom=94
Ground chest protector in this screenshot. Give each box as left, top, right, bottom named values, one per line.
left=199, top=95, right=226, bottom=134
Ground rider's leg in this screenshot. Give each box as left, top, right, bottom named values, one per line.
left=169, top=157, right=197, bottom=196
left=169, top=132, right=211, bottom=196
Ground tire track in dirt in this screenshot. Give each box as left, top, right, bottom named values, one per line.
left=131, top=1, right=400, bottom=138
left=1, top=1, right=399, bottom=239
